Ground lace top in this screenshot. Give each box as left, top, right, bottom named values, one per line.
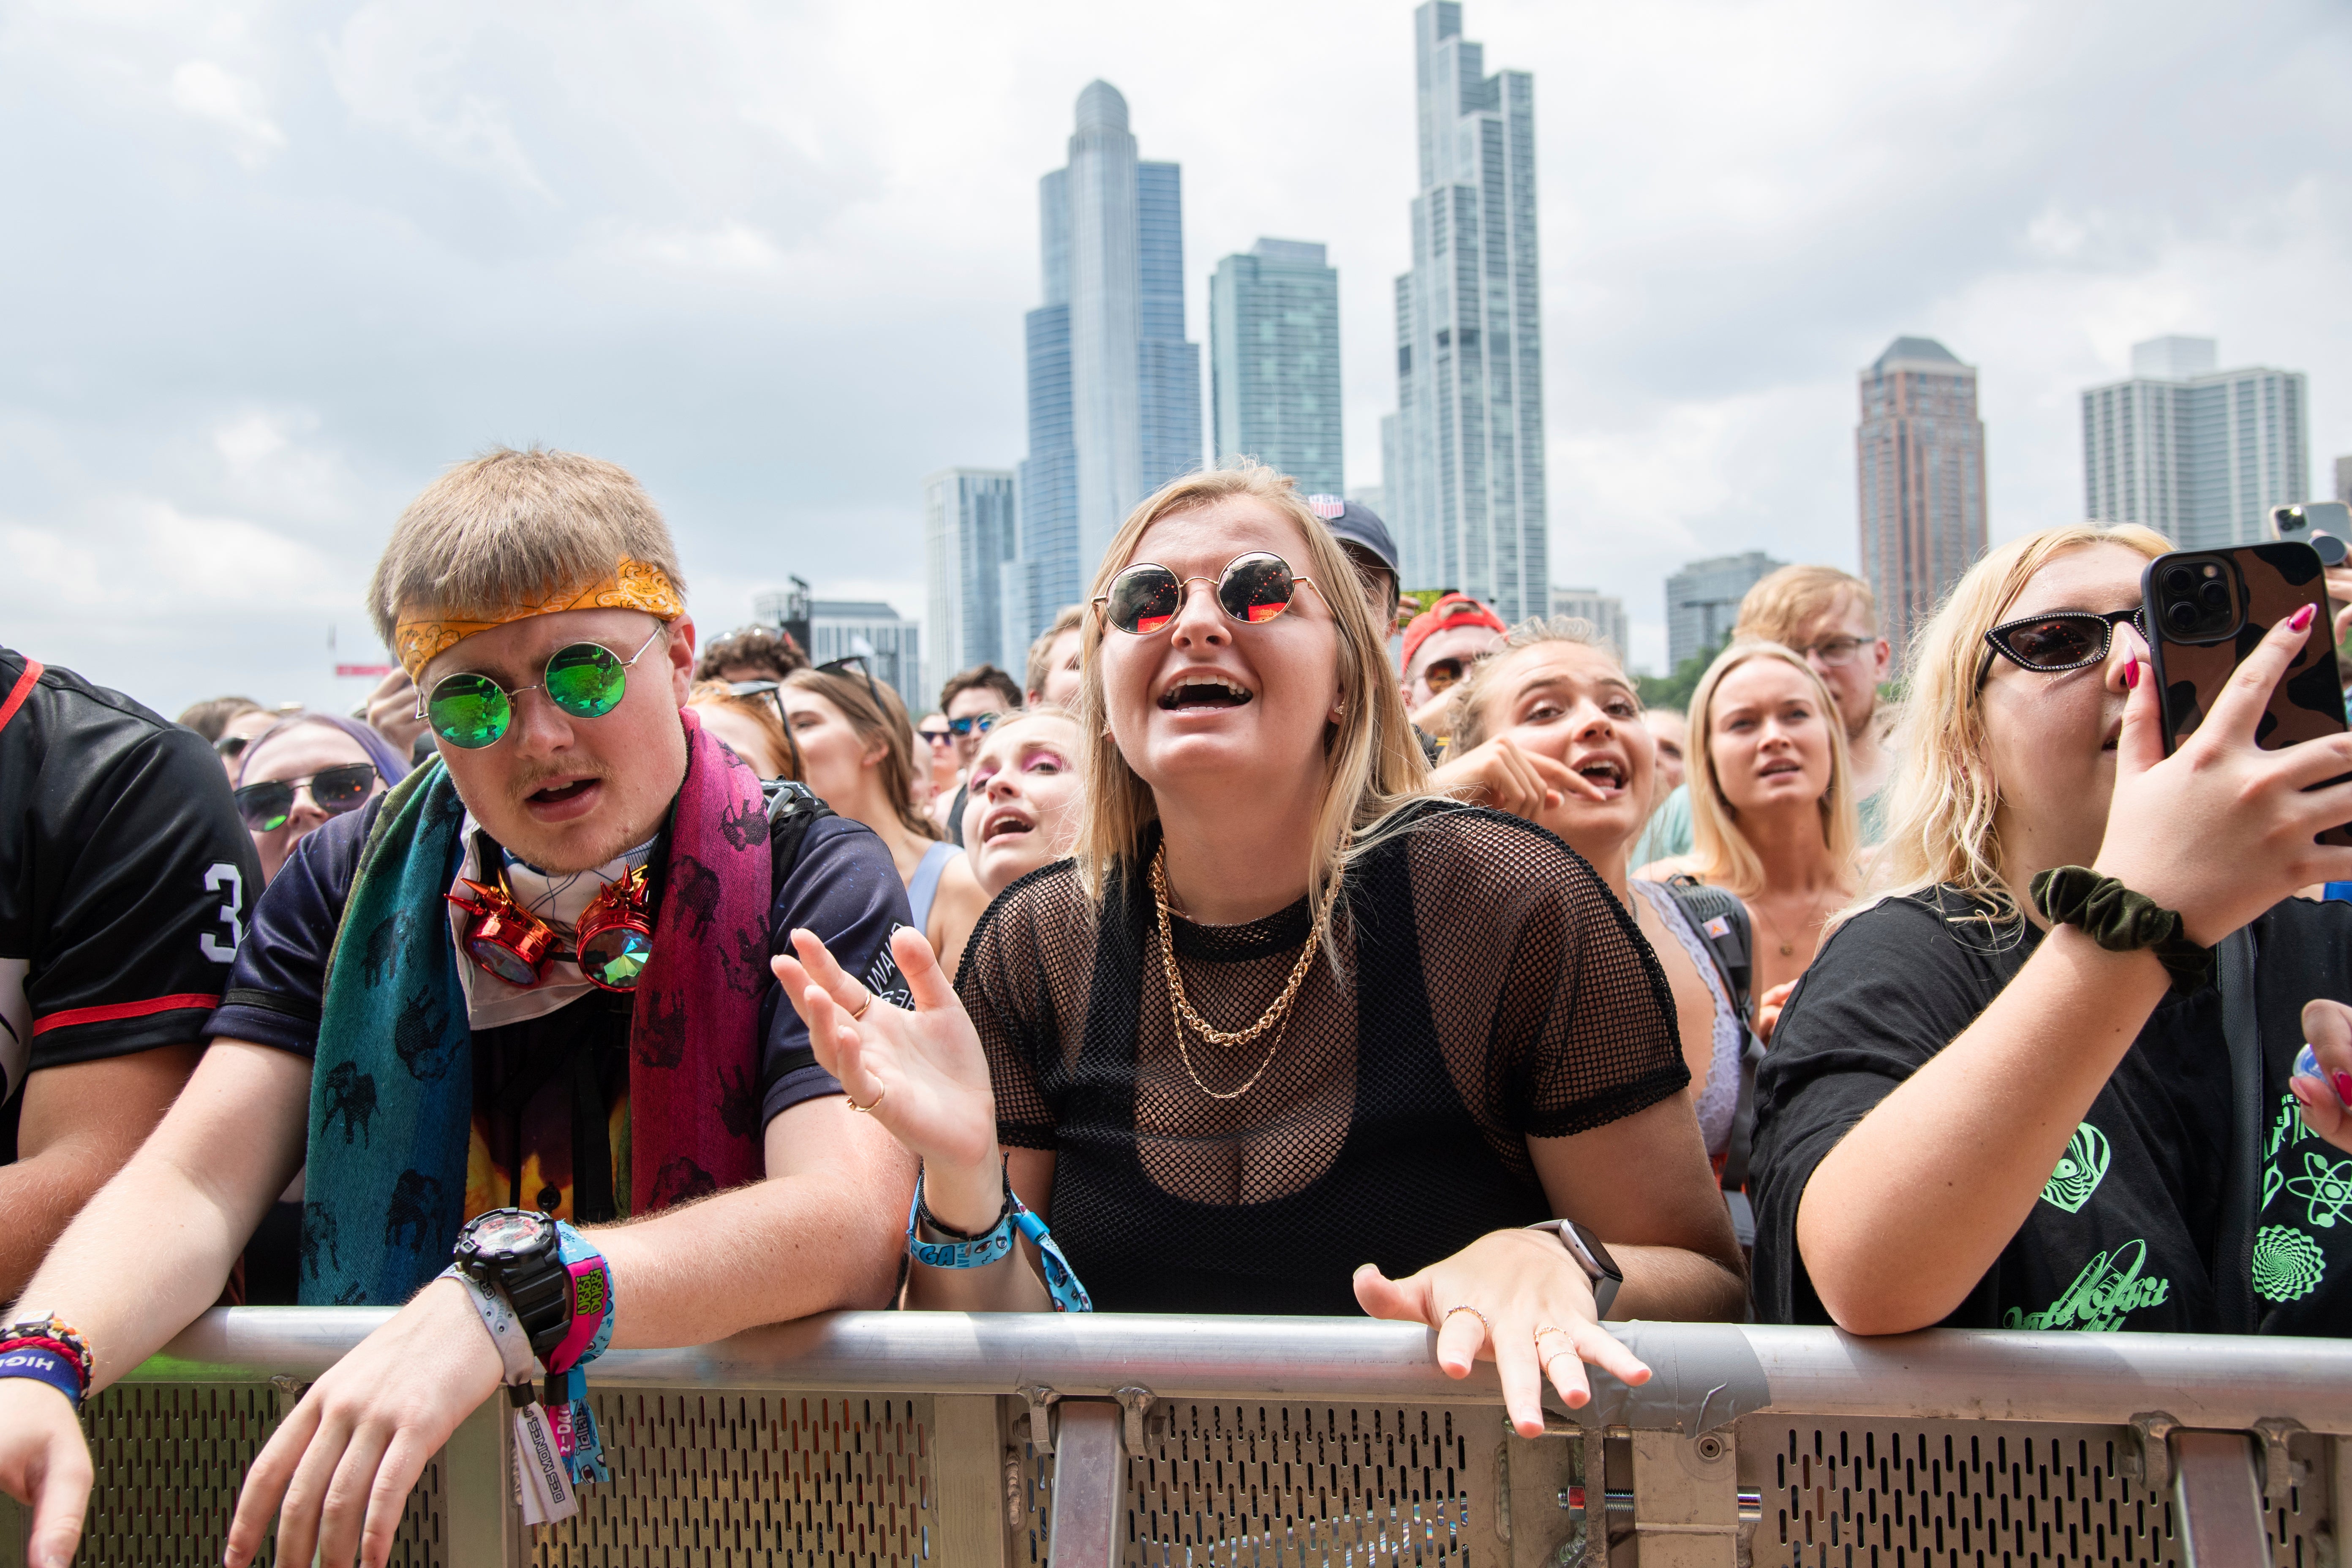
left=1629, top=879, right=1743, bottom=1159
left=958, top=803, right=1690, bottom=1314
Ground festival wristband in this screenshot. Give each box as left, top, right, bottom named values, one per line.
left=904, top=1168, right=1093, bottom=1313
left=0, top=1315, right=95, bottom=1407
left=2029, top=866, right=2215, bottom=989
left=0, top=1343, right=85, bottom=1409
left=441, top=1265, right=540, bottom=1386
left=544, top=1222, right=614, bottom=1375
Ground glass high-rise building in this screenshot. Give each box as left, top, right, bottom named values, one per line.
left=1010, top=82, right=1202, bottom=656
left=2081, top=336, right=2307, bottom=549
left=923, top=468, right=1018, bottom=702
left=1383, top=2, right=1548, bottom=622
left=1666, top=552, right=1784, bottom=671
left=1857, top=336, right=1987, bottom=667
left=1210, top=239, right=1342, bottom=495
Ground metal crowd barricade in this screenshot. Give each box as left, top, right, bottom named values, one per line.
left=2, top=1309, right=2346, bottom=1568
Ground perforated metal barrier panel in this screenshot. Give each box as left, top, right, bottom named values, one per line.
left=9, top=1373, right=2342, bottom=1568
left=528, top=1391, right=935, bottom=1567
left=72, top=1382, right=444, bottom=1567
left=1739, top=1420, right=2335, bottom=1568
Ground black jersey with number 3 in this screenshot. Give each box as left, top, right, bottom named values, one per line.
left=0, top=648, right=261, bottom=1163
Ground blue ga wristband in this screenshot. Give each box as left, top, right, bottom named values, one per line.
left=0, top=1344, right=85, bottom=1410
left=904, top=1169, right=1093, bottom=1313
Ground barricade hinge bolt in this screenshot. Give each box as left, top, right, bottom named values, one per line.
left=1019, top=1384, right=1058, bottom=1457
left=1114, top=1386, right=1157, bottom=1452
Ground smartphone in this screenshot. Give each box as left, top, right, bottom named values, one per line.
left=2271, top=501, right=2352, bottom=566
left=2142, top=541, right=2352, bottom=847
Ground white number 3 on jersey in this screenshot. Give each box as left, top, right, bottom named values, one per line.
left=200, top=863, right=245, bottom=964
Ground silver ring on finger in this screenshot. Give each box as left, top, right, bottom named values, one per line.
left=1441, top=1303, right=1491, bottom=1337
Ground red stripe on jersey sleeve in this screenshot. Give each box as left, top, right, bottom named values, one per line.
left=32, top=992, right=222, bottom=1035
left=0, top=659, right=42, bottom=733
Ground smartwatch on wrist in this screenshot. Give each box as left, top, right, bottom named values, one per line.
left=1528, top=1219, right=1624, bottom=1318
left=453, top=1209, right=573, bottom=1364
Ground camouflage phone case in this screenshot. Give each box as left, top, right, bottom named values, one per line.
left=2144, top=541, right=2352, bottom=847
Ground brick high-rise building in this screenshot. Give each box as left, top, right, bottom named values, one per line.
left=1857, top=336, right=1987, bottom=665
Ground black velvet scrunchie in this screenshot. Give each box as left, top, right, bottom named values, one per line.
left=2028, top=865, right=2215, bottom=991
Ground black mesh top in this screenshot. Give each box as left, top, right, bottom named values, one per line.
left=958, top=802, right=1690, bottom=1315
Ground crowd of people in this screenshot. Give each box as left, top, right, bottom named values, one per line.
left=3, top=445, right=2352, bottom=1565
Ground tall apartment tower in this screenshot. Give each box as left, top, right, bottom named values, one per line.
left=923, top=468, right=1018, bottom=701
left=2081, top=336, right=2308, bottom=548
left=1209, top=239, right=1342, bottom=495
left=1666, top=552, right=1784, bottom=671
left=1857, top=336, right=1987, bottom=665
left=1010, top=82, right=1202, bottom=656
left=1383, top=2, right=1548, bottom=621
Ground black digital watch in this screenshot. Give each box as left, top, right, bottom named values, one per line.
left=452, top=1209, right=572, bottom=1364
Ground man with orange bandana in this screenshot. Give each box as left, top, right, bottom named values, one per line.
left=0, top=450, right=917, bottom=1568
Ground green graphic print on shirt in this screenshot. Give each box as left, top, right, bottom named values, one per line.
left=2004, top=1122, right=2167, bottom=1331
left=2256, top=1092, right=2338, bottom=1304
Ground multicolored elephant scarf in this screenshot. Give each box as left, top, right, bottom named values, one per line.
left=300, top=708, right=771, bottom=1304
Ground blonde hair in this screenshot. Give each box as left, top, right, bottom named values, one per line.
left=1073, top=462, right=1430, bottom=956
left=367, top=447, right=685, bottom=647
left=1025, top=604, right=1087, bottom=701
left=1735, top=564, right=1877, bottom=646
left=1865, top=522, right=2172, bottom=924
left=1445, top=615, right=1620, bottom=752
left=784, top=666, right=941, bottom=843
left=687, top=679, right=797, bottom=781
left=1685, top=640, right=1859, bottom=899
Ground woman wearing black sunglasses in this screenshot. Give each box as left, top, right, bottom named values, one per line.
left=1750, top=522, right=2352, bottom=1337
left=777, top=463, right=1745, bottom=1438
left=233, top=713, right=410, bottom=883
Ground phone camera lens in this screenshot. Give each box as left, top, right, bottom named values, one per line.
left=2163, top=566, right=2195, bottom=596
left=2166, top=600, right=2199, bottom=632
left=2199, top=580, right=2230, bottom=610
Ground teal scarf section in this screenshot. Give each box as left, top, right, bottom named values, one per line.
left=300, top=759, right=473, bottom=1304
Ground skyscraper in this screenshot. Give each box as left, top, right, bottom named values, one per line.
left=1210, top=239, right=1342, bottom=495
left=2081, top=336, right=2308, bottom=548
left=1009, top=82, right=1202, bottom=656
left=1857, top=336, right=1987, bottom=665
left=1383, top=2, right=1548, bottom=621
left=1666, top=553, right=1783, bottom=671
left=923, top=468, right=1017, bottom=701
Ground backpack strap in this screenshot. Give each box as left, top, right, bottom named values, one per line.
left=762, top=780, right=835, bottom=885
left=2216, top=926, right=2262, bottom=1334
left=1658, top=875, right=1763, bottom=1202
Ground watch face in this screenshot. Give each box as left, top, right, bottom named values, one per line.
left=464, top=1209, right=553, bottom=1262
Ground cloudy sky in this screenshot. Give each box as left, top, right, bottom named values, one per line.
left=5, top=0, right=2348, bottom=711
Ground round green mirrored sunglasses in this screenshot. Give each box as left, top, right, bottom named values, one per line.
left=419, top=626, right=666, bottom=750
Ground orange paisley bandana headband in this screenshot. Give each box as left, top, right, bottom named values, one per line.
left=394, top=557, right=685, bottom=680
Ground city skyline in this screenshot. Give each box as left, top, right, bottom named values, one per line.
left=4, top=0, right=2346, bottom=712
left=1210, top=239, right=1343, bottom=496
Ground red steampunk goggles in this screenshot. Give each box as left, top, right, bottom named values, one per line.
left=447, top=862, right=654, bottom=993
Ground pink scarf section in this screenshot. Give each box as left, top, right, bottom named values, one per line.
left=628, top=706, right=771, bottom=1211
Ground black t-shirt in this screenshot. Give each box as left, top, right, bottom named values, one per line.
left=204, top=796, right=909, bottom=1222
left=0, top=648, right=262, bottom=1164
left=1751, top=886, right=2352, bottom=1335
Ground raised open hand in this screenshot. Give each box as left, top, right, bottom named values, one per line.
left=775, top=926, right=1000, bottom=1180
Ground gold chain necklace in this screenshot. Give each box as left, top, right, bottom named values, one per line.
left=1150, top=845, right=1342, bottom=1101
left=1754, top=887, right=1834, bottom=957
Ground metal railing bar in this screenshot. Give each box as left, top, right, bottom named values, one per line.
left=117, top=1309, right=2352, bottom=1434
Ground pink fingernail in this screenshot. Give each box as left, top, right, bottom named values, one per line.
left=2336, top=1070, right=2352, bottom=1106
left=2123, top=660, right=2140, bottom=690
left=2292, top=604, right=2317, bottom=633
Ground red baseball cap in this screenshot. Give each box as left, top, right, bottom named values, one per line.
left=1401, top=592, right=1507, bottom=670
